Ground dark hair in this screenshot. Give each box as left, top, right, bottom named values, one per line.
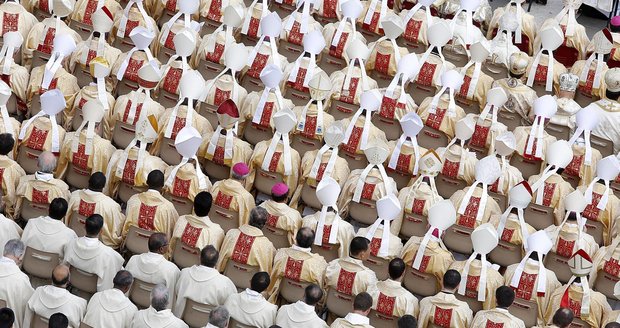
left=553, top=308, right=575, bottom=328
left=113, top=270, right=134, bottom=289
left=48, top=198, right=68, bottom=220
left=146, top=170, right=164, bottom=190
left=249, top=207, right=268, bottom=229
left=353, top=292, right=373, bottom=312
left=194, top=192, right=213, bottom=217
left=250, top=272, right=270, bottom=293
left=272, top=192, right=288, bottom=203
left=607, top=90, right=620, bottom=101
left=147, top=233, right=168, bottom=252
left=0, top=308, right=14, bottom=328
left=605, top=323, right=620, bottom=328
left=496, top=286, right=515, bottom=308
left=388, top=258, right=406, bottom=280
left=304, top=284, right=323, bottom=306
left=0, top=134, right=14, bottom=156
left=200, top=245, right=219, bottom=268
left=85, top=214, right=104, bottom=236
left=48, top=313, right=69, bottom=328
left=88, top=172, right=106, bottom=191
left=443, top=269, right=461, bottom=290
left=350, top=237, right=370, bottom=258
left=397, top=315, right=418, bottom=328
left=295, top=227, right=314, bottom=248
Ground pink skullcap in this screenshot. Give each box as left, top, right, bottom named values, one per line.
left=612, top=16, right=620, bottom=26
left=271, top=182, right=289, bottom=196
left=232, top=162, right=249, bottom=176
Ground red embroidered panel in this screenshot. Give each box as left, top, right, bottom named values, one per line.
left=458, top=75, right=473, bottom=98
left=123, top=58, right=144, bottom=82
left=284, top=257, right=304, bottom=281
left=213, top=145, right=225, bottom=165
left=287, top=67, right=309, bottom=92
left=341, top=126, right=363, bottom=153
left=556, top=238, right=575, bottom=258
left=37, top=78, right=58, bottom=95
left=72, top=144, right=90, bottom=170
left=329, top=32, right=348, bottom=58
left=124, top=20, right=139, bottom=38
left=523, top=135, right=540, bottom=160
left=247, top=53, right=269, bottom=79
left=84, top=49, right=97, bottom=66
left=172, top=177, right=190, bottom=198
left=362, top=11, right=381, bottom=34
left=500, top=228, right=515, bottom=243
left=247, top=17, right=260, bottom=39
left=412, top=199, right=426, bottom=215
left=301, top=115, right=318, bottom=138
left=433, top=307, right=453, bottom=328
left=369, top=237, right=381, bottom=256
left=578, top=69, right=595, bottom=96
left=0, top=74, right=11, bottom=87
left=122, top=102, right=143, bottom=125
left=266, top=213, right=279, bottom=227
left=582, top=192, right=602, bottom=220
left=376, top=293, right=396, bottom=316
left=78, top=99, right=88, bottom=111
left=418, top=254, right=431, bottom=273
left=162, top=67, right=183, bottom=93
left=171, top=117, right=187, bottom=139
left=137, top=204, right=157, bottom=230
left=534, top=65, right=549, bottom=85
left=206, top=43, right=225, bottom=63
left=316, top=162, right=328, bottom=182
left=465, top=274, right=480, bottom=298
left=361, top=183, right=376, bottom=200
left=253, top=102, right=274, bottom=129
left=121, top=159, right=137, bottom=184
left=604, top=258, right=620, bottom=277
left=485, top=320, right=505, bottom=328
left=441, top=159, right=460, bottom=179
left=76, top=199, right=96, bottom=218
left=404, top=19, right=422, bottom=43
left=38, top=0, right=49, bottom=13
left=288, top=21, right=304, bottom=45
left=339, top=77, right=359, bottom=104
left=268, top=151, right=282, bottom=173
left=470, top=124, right=490, bottom=148
left=37, top=27, right=55, bottom=53
left=27, top=127, right=48, bottom=151
left=231, top=232, right=256, bottom=264
left=425, top=108, right=446, bottom=130
left=213, top=88, right=231, bottom=107
left=214, top=191, right=233, bottom=209
left=82, top=0, right=98, bottom=25
left=181, top=223, right=202, bottom=247
left=165, top=0, right=177, bottom=11
left=163, top=32, right=176, bottom=50
left=514, top=272, right=537, bottom=300
left=336, top=268, right=356, bottom=294
left=564, top=155, right=583, bottom=177
left=541, top=182, right=556, bottom=207
left=416, top=62, right=437, bottom=86
left=379, top=95, right=405, bottom=119
left=322, top=0, right=337, bottom=18
left=568, top=298, right=581, bottom=318
left=2, top=13, right=19, bottom=35
left=374, top=52, right=391, bottom=75
left=207, top=0, right=223, bottom=21
left=489, top=178, right=500, bottom=193
left=457, top=196, right=481, bottom=228
left=31, top=188, right=49, bottom=204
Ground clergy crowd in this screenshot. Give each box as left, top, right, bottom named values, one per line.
left=2, top=0, right=620, bottom=326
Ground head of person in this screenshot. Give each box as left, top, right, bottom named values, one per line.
left=508, top=52, right=528, bottom=79
left=442, top=269, right=461, bottom=292
left=495, top=286, right=515, bottom=308
left=605, top=68, right=620, bottom=100
left=113, top=270, right=134, bottom=294
left=147, top=233, right=168, bottom=255
left=37, top=151, right=57, bottom=174
left=352, top=292, right=373, bottom=316
left=388, top=258, right=406, bottom=281
left=208, top=306, right=230, bottom=328
left=271, top=183, right=289, bottom=203
left=88, top=172, right=106, bottom=192
left=48, top=313, right=69, bottom=328
left=85, top=214, right=104, bottom=238
left=200, top=245, right=219, bottom=268
left=349, top=237, right=371, bottom=261
left=0, top=134, right=14, bottom=156
left=3, top=239, right=25, bottom=266
left=397, top=315, right=417, bottom=328
left=232, top=163, right=250, bottom=181
left=606, top=323, right=620, bottom=328
left=552, top=308, right=574, bottom=328
left=48, top=198, right=68, bottom=220
left=558, top=73, right=579, bottom=100
left=150, top=284, right=170, bottom=312
left=52, top=264, right=70, bottom=288
left=249, top=206, right=268, bottom=230
left=250, top=272, right=270, bottom=294
left=0, top=307, right=14, bottom=328
left=303, top=284, right=323, bottom=307
left=295, top=227, right=314, bottom=249
left=146, top=170, right=164, bottom=191
left=611, top=16, right=620, bottom=33
left=194, top=191, right=213, bottom=217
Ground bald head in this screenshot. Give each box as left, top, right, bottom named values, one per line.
left=150, top=284, right=170, bottom=311
left=52, top=264, right=70, bottom=287
left=38, top=151, right=57, bottom=173
left=295, top=227, right=314, bottom=248
left=303, top=284, right=323, bottom=306
left=553, top=308, right=574, bottom=328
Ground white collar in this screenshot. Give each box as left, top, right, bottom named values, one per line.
left=0, top=256, right=16, bottom=265
left=291, top=245, right=312, bottom=253
left=294, top=300, right=315, bottom=312
left=344, top=313, right=370, bottom=325
left=82, top=237, right=99, bottom=246
left=245, top=288, right=262, bottom=299
left=35, top=172, right=54, bottom=181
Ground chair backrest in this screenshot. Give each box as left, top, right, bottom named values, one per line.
left=443, top=224, right=474, bottom=255
left=291, top=134, right=322, bottom=155
left=283, top=83, right=311, bottom=106
left=181, top=298, right=215, bottom=328
left=593, top=269, right=617, bottom=299
left=349, top=199, right=378, bottom=226
left=402, top=266, right=440, bottom=297
left=198, top=59, right=226, bottom=82
left=229, top=318, right=257, bottom=328
left=340, top=147, right=369, bottom=171
left=209, top=204, right=240, bottom=233
left=569, top=317, right=591, bottom=328
left=544, top=251, right=572, bottom=284
left=497, top=108, right=524, bottom=133
left=455, top=292, right=483, bottom=314
left=508, top=298, right=538, bottom=328
left=129, top=278, right=157, bottom=309
left=66, top=162, right=92, bottom=190
left=16, top=144, right=43, bottom=175
left=369, top=309, right=399, bottom=328
left=198, top=103, right=219, bottom=129
left=262, top=225, right=291, bottom=250
left=326, top=288, right=354, bottom=318
left=278, top=40, right=305, bottom=63
left=31, top=313, right=49, bottom=328
left=69, top=266, right=99, bottom=294
left=73, top=65, right=94, bottom=89
left=79, top=322, right=94, bottom=328
left=31, top=50, right=51, bottom=73
left=371, top=115, right=402, bottom=141
left=300, top=184, right=322, bottom=210
left=329, top=99, right=358, bottom=122
left=364, top=254, right=389, bottom=281
left=254, top=169, right=284, bottom=196
left=243, top=123, right=274, bottom=147
left=408, top=84, right=437, bottom=109
left=584, top=219, right=604, bottom=246
left=311, top=243, right=340, bottom=263
left=436, top=174, right=468, bottom=199
left=23, top=246, right=59, bottom=280
left=319, top=53, right=347, bottom=75
left=546, top=122, right=571, bottom=141
left=400, top=213, right=428, bottom=239
left=279, top=278, right=310, bottom=304
left=157, top=89, right=180, bottom=111
left=117, top=182, right=147, bottom=204
left=443, top=45, right=468, bottom=68
left=203, top=160, right=231, bottom=182
left=488, top=240, right=523, bottom=268
left=20, top=198, right=49, bottom=222
left=509, top=154, right=544, bottom=181
left=523, top=203, right=555, bottom=231
left=387, top=170, right=414, bottom=191
left=591, top=134, right=614, bottom=158
left=481, top=60, right=508, bottom=82
left=112, top=121, right=137, bottom=150
left=489, top=192, right=507, bottom=212
left=223, top=260, right=259, bottom=291
left=160, top=137, right=183, bottom=166
left=172, top=240, right=200, bottom=269
left=164, top=193, right=194, bottom=216
left=124, top=225, right=155, bottom=255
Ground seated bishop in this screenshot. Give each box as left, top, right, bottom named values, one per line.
left=417, top=269, right=473, bottom=328
left=260, top=183, right=302, bottom=248
left=411, top=22, right=456, bottom=94
left=111, top=27, right=162, bottom=96
left=513, top=95, right=559, bottom=168
left=322, top=0, right=366, bottom=65
left=156, top=8, right=200, bottom=65
left=488, top=132, right=524, bottom=196
left=209, top=163, right=255, bottom=229
left=69, top=0, right=121, bottom=37
left=487, top=0, right=536, bottom=55
left=0, top=0, right=37, bottom=43
left=275, top=284, right=328, bottom=328
left=491, top=51, right=538, bottom=124
left=224, top=272, right=278, bottom=328
left=464, top=87, right=509, bottom=157
left=109, top=0, right=159, bottom=48
left=0, top=32, right=29, bottom=117
left=369, top=258, right=420, bottom=318
left=562, top=106, right=603, bottom=188
left=417, top=70, right=466, bottom=140
left=280, top=0, right=321, bottom=49
left=81, top=270, right=138, bottom=328
left=436, top=117, right=478, bottom=187
left=524, top=24, right=567, bottom=95
left=551, top=73, right=580, bottom=130
left=398, top=0, right=435, bottom=50
left=0, top=134, right=26, bottom=219
left=238, top=0, right=270, bottom=44
left=572, top=29, right=612, bottom=102
left=15, top=161, right=70, bottom=223
left=456, top=41, right=494, bottom=112
left=282, top=30, right=326, bottom=105
left=0, top=239, right=33, bottom=328
left=365, top=16, right=409, bottom=84
left=155, top=28, right=199, bottom=108
left=470, top=286, right=527, bottom=328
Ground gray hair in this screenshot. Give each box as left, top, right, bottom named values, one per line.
left=231, top=171, right=249, bottom=181
left=150, top=284, right=169, bottom=311
left=208, top=306, right=230, bottom=328
left=37, top=151, right=57, bottom=173
left=3, top=239, right=25, bottom=259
